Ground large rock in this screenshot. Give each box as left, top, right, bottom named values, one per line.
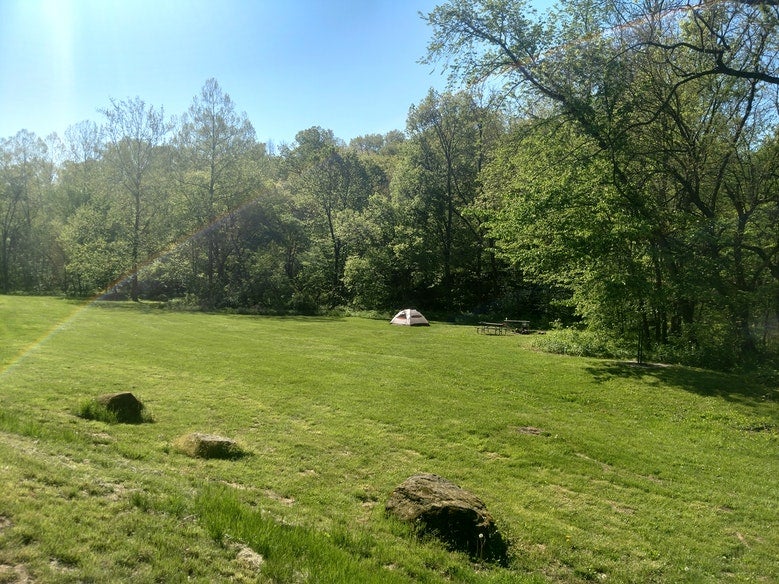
left=174, top=432, right=245, bottom=460
left=96, top=392, right=145, bottom=423
left=386, top=473, right=507, bottom=563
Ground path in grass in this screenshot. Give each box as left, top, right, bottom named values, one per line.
left=0, top=297, right=776, bottom=583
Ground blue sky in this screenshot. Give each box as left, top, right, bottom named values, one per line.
left=0, top=0, right=461, bottom=147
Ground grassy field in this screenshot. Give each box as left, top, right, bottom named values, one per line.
left=0, top=296, right=776, bottom=583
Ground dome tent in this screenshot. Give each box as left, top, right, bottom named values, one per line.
left=390, top=308, right=430, bottom=326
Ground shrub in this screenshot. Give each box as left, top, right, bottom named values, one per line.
left=162, top=293, right=202, bottom=311
left=532, top=326, right=633, bottom=360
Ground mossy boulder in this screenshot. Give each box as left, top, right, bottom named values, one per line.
left=174, top=432, right=245, bottom=460
left=386, top=473, right=508, bottom=563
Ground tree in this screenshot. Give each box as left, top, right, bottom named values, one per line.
left=58, top=201, right=131, bottom=296
left=101, top=97, right=171, bottom=300
left=0, top=130, right=53, bottom=293
left=622, top=0, right=779, bottom=87
left=60, top=120, right=105, bottom=215
left=482, top=119, right=648, bottom=329
left=425, top=0, right=779, bottom=363
left=282, top=127, right=374, bottom=307
left=400, top=89, right=504, bottom=310
left=173, top=79, right=263, bottom=309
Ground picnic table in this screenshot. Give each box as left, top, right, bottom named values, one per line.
left=504, top=319, right=530, bottom=334
left=476, top=322, right=508, bottom=335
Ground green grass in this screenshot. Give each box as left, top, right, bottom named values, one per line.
left=0, top=295, right=776, bottom=583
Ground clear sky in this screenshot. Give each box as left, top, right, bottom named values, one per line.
left=0, top=0, right=458, bottom=147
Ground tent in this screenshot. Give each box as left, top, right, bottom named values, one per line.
left=390, top=308, right=430, bottom=326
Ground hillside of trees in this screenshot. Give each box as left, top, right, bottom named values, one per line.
left=2, top=0, right=778, bottom=370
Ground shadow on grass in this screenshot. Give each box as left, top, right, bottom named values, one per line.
left=585, top=361, right=778, bottom=408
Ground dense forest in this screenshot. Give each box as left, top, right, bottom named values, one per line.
left=2, top=0, right=778, bottom=369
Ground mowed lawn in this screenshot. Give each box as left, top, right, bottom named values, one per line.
left=0, top=296, right=776, bottom=583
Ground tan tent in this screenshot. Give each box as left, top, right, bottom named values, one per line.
left=390, top=308, right=430, bottom=326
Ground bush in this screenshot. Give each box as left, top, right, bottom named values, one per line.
left=289, top=291, right=320, bottom=315
left=532, top=326, right=633, bottom=360
left=532, top=322, right=768, bottom=371
left=649, top=337, right=739, bottom=371
left=162, top=293, right=202, bottom=311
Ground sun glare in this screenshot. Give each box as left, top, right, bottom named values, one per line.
left=38, top=0, right=77, bottom=128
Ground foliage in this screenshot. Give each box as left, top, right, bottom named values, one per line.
left=0, top=131, right=56, bottom=293
left=173, top=78, right=263, bottom=309
left=424, top=0, right=779, bottom=367
left=532, top=325, right=633, bottom=360
left=58, top=202, right=131, bottom=296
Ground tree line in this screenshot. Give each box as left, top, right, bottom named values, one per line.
left=2, top=0, right=778, bottom=369
left=0, top=80, right=537, bottom=317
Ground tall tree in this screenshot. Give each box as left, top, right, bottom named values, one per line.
left=174, top=78, right=260, bottom=309
left=401, top=89, right=504, bottom=309
left=101, top=97, right=170, bottom=300
left=60, top=120, right=105, bottom=214
left=282, top=127, right=373, bottom=307
left=0, top=130, right=53, bottom=293
left=425, top=0, right=779, bottom=362
left=56, top=121, right=139, bottom=296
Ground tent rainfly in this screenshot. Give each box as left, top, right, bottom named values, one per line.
left=390, top=308, right=430, bottom=326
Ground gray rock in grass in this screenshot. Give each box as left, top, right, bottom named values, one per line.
left=386, top=473, right=508, bottom=563
left=174, top=432, right=244, bottom=459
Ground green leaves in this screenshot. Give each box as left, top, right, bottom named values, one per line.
left=428, top=0, right=779, bottom=365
